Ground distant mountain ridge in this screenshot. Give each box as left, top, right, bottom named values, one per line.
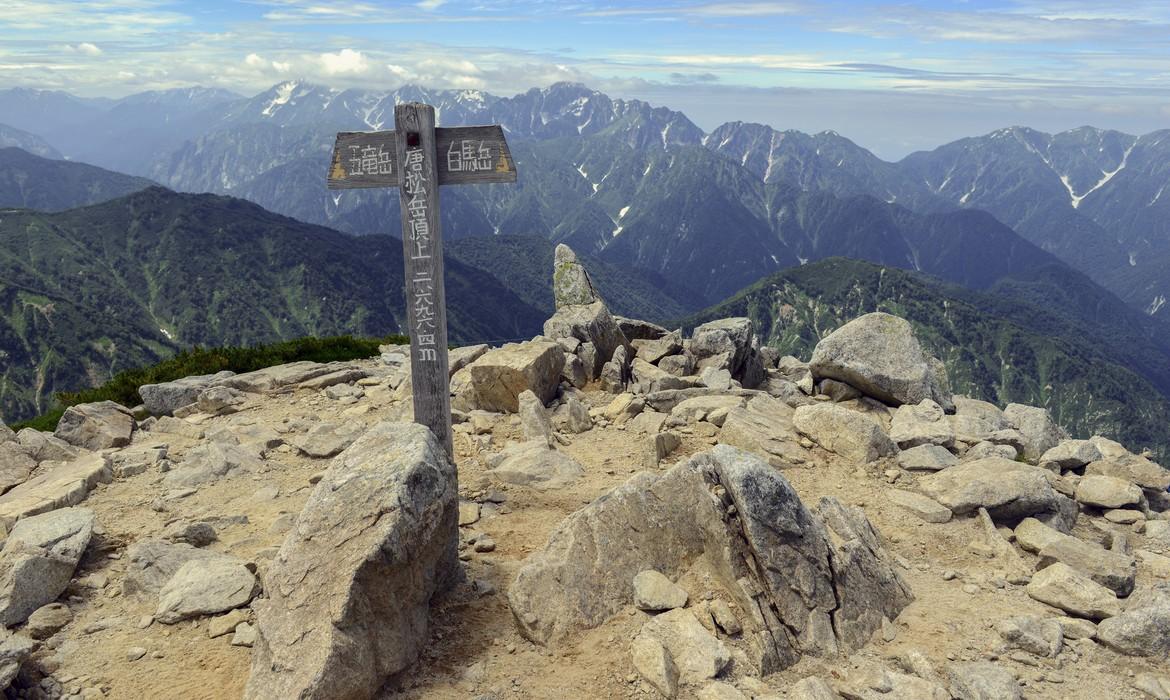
left=0, top=186, right=547, bottom=422
left=0, top=148, right=154, bottom=211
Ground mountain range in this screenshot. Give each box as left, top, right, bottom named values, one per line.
left=0, top=80, right=1168, bottom=455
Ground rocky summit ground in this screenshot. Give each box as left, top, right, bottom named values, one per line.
left=0, top=246, right=1168, bottom=700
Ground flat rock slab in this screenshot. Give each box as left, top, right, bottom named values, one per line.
left=220, top=361, right=361, bottom=394
left=486, top=441, right=584, bottom=490
left=917, top=458, right=1061, bottom=522
left=245, top=422, right=459, bottom=700
left=123, top=539, right=240, bottom=598
left=0, top=455, right=110, bottom=532
left=0, top=507, right=94, bottom=626
left=155, top=558, right=259, bottom=623
left=887, top=490, right=951, bottom=524
left=1026, top=562, right=1121, bottom=620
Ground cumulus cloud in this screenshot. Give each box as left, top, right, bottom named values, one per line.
left=64, top=42, right=103, bottom=56
left=319, top=48, right=368, bottom=75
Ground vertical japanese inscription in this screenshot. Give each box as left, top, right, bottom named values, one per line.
left=394, top=104, right=452, bottom=457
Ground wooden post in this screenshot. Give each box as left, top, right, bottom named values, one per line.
left=393, top=103, right=453, bottom=457
left=326, top=104, right=516, bottom=460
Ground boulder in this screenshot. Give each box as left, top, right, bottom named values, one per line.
left=963, top=441, right=1018, bottom=461
left=1025, top=562, right=1121, bottom=620
left=793, top=404, right=897, bottom=464
left=946, top=662, right=1021, bottom=700
left=0, top=443, right=35, bottom=496
left=544, top=301, right=629, bottom=379
left=1075, top=475, right=1143, bottom=509
left=917, top=458, right=1064, bottom=522
left=887, top=490, right=951, bottom=524
left=633, top=570, right=688, bottom=612
left=897, top=444, right=957, bottom=472
left=1014, top=518, right=1066, bottom=554
left=0, top=631, right=33, bottom=690
left=53, top=401, right=134, bottom=451
left=671, top=395, right=748, bottom=423
left=486, top=441, right=585, bottom=490
left=689, top=319, right=767, bottom=390
left=719, top=396, right=806, bottom=465
left=637, top=609, right=730, bottom=684
left=162, top=441, right=264, bottom=487
left=818, top=378, right=862, bottom=403
left=562, top=353, right=587, bottom=389
left=289, top=422, right=363, bottom=459
left=699, top=366, right=732, bottom=391
left=518, top=390, right=554, bottom=446
left=1096, top=588, right=1170, bottom=657
left=508, top=445, right=911, bottom=673
left=632, top=358, right=693, bottom=394
left=25, top=602, right=72, bottom=640
left=1003, top=404, right=1067, bottom=463
left=139, top=372, right=235, bottom=416
left=447, top=344, right=489, bottom=377
left=155, top=558, right=259, bottom=623
left=634, top=330, right=683, bottom=365
left=889, top=400, right=954, bottom=448
left=0, top=454, right=110, bottom=532
left=659, top=354, right=696, bottom=377
left=451, top=340, right=565, bottom=413
left=123, top=539, right=239, bottom=598
left=552, top=243, right=600, bottom=308
left=808, top=313, right=952, bottom=409
left=1038, top=537, right=1136, bottom=597
left=630, top=634, right=679, bottom=698
left=777, top=357, right=815, bottom=395
left=0, top=508, right=94, bottom=626
left=0, top=424, right=12, bottom=444
left=15, top=429, right=82, bottom=464
left=554, top=396, right=593, bottom=434
left=245, top=422, right=459, bottom=700
left=196, top=386, right=246, bottom=416
left=790, top=677, right=841, bottom=700
left=1086, top=457, right=1170, bottom=492
left=1040, top=440, right=1103, bottom=471
left=617, top=316, right=670, bottom=342
left=996, top=616, right=1062, bottom=658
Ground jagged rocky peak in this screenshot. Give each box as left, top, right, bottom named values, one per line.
left=551, top=243, right=599, bottom=309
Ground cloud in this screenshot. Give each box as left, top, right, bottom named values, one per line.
left=319, top=48, right=368, bottom=75
left=65, top=42, right=103, bottom=56
left=582, top=2, right=805, bottom=18
left=416, top=0, right=446, bottom=9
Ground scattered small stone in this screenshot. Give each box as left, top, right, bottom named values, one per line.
left=126, top=647, right=147, bottom=662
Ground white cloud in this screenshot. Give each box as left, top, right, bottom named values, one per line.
left=319, top=48, right=368, bottom=75
left=245, top=53, right=265, bottom=68
left=416, top=0, right=446, bottom=9
left=65, top=42, right=103, bottom=56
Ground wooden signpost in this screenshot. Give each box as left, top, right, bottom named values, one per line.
left=327, top=103, right=517, bottom=457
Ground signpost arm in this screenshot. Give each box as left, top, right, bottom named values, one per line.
left=393, top=102, right=453, bottom=458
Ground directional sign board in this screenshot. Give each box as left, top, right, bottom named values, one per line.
left=326, top=105, right=518, bottom=458
left=328, top=125, right=517, bottom=189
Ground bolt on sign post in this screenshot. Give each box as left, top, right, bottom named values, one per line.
left=327, top=103, right=517, bottom=457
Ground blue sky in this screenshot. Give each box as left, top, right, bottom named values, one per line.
left=2, top=1, right=1169, bottom=157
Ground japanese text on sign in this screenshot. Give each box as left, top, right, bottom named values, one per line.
left=447, top=140, right=493, bottom=173
left=348, top=144, right=393, bottom=176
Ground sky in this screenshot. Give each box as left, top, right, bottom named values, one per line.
left=1, top=0, right=1169, bottom=158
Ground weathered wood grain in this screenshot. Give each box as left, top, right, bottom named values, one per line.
left=393, top=103, right=453, bottom=457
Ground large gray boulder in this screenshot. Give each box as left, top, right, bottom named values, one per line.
left=245, top=422, right=460, bottom=700
left=124, top=539, right=239, bottom=598
left=138, top=371, right=235, bottom=416
left=917, top=458, right=1067, bottom=524
left=809, top=313, right=952, bottom=410
left=793, top=404, right=897, bottom=464
left=0, top=507, right=94, bottom=626
left=54, top=401, right=134, bottom=451
left=508, top=445, right=912, bottom=673
left=1003, top=404, right=1067, bottom=463
left=544, top=301, right=629, bottom=379
left=15, top=429, right=81, bottom=464
left=486, top=441, right=585, bottom=490
left=552, top=243, right=599, bottom=308
left=1096, top=586, right=1170, bottom=657
left=451, top=340, right=565, bottom=413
